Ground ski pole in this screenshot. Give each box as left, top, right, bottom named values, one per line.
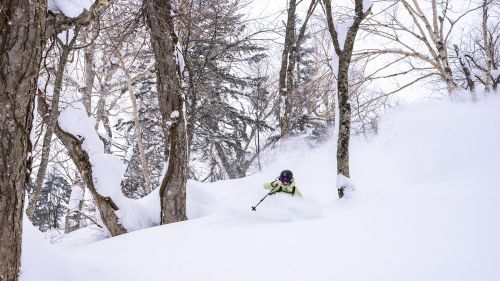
left=251, top=190, right=274, bottom=211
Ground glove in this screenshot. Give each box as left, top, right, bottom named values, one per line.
left=268, top=181, right=280, bottom=195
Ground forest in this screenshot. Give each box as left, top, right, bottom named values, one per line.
left=0, top=0, right=499, bottom=280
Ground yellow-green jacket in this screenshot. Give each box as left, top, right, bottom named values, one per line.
left=263, top=179, right=302, bottom=197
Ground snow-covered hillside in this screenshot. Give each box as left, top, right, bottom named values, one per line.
left=21, top=97, right=500, bottom=281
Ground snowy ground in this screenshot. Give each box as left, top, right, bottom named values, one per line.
left=21, top=96, right=500, bottom=281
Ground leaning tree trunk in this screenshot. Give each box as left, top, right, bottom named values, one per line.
left=145, top=0, right=188, bottom=224
left=0, top=1, right=47, bottom=280
left=454, top=45, right=475, bottom=92
left=37, top=95, right=127, bottom=236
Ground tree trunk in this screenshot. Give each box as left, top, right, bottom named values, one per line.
left=482, top=0, right=493, bottom=93
left=182, top=0, right=197, bottom=152
left=186, top=64, right=197, bottom=152
left=323, top=0, right=370, bottom=198
left=278, top=0, right=297, bottom=138
left=291, top=0, right=318, bottom=127
left=214, top=142, right=245, bottom=179
left=402, top=0, right=459, bottom=95
left=145, top=0, right=188, bottom=224
left=83, top=41, right=95, bottom=115
left=0, top=1, right=47, bottom=280
left=95, top=60, right=119, bottom=154
left=336, top=62, right=352, bottom=198
left=65, top=179, right=86, bottom=234
left=117, top=52, right=153, bottom=194
left=95, top=88, right=113, bottom=153
left=27, top=36, right=77, bottom=220
left=454, top=44, right=475, bottom=93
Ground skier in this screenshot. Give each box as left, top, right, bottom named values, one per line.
left=263, top=170, right=302, bottom=197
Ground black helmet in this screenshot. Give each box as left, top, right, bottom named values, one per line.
left=279, top=170, right=293, bottom=183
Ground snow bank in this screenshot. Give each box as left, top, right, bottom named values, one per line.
left=20, top=218, right=85, bottom=280
left=352, top=96, right=500, bottom=193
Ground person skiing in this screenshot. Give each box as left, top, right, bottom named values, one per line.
left=263, top=170, right=302, bottom=197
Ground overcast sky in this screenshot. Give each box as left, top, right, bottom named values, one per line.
left=240, top=0, right=485, bottom=103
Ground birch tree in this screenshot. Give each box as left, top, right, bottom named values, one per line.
left=465, top=0, right=500, bottom=92
left=109, top=24, right=154, bottom=194
left=117, top=53, right=154, bottom=194
left=358, top=0, right=492, bottom=97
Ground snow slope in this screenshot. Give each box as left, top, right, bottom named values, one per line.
left=21, top=96, right=500, bottom=281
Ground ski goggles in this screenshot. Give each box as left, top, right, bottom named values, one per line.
left=281, top=178, right=292, bottom=185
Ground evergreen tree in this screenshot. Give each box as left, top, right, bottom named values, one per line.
left=29, top=173, right=71, bottom=231
left=180, top=0, right=270, bottom=180
left=290, top=33, right=327, bottom=140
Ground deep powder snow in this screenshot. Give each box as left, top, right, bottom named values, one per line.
left=21, top=97, right=500, bottom=281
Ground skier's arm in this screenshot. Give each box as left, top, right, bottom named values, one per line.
left=290, top=181, right=302, bottom=197
left=263, top=181, right=280, bottom=193
left=294, top=187, right=303, bottom=197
